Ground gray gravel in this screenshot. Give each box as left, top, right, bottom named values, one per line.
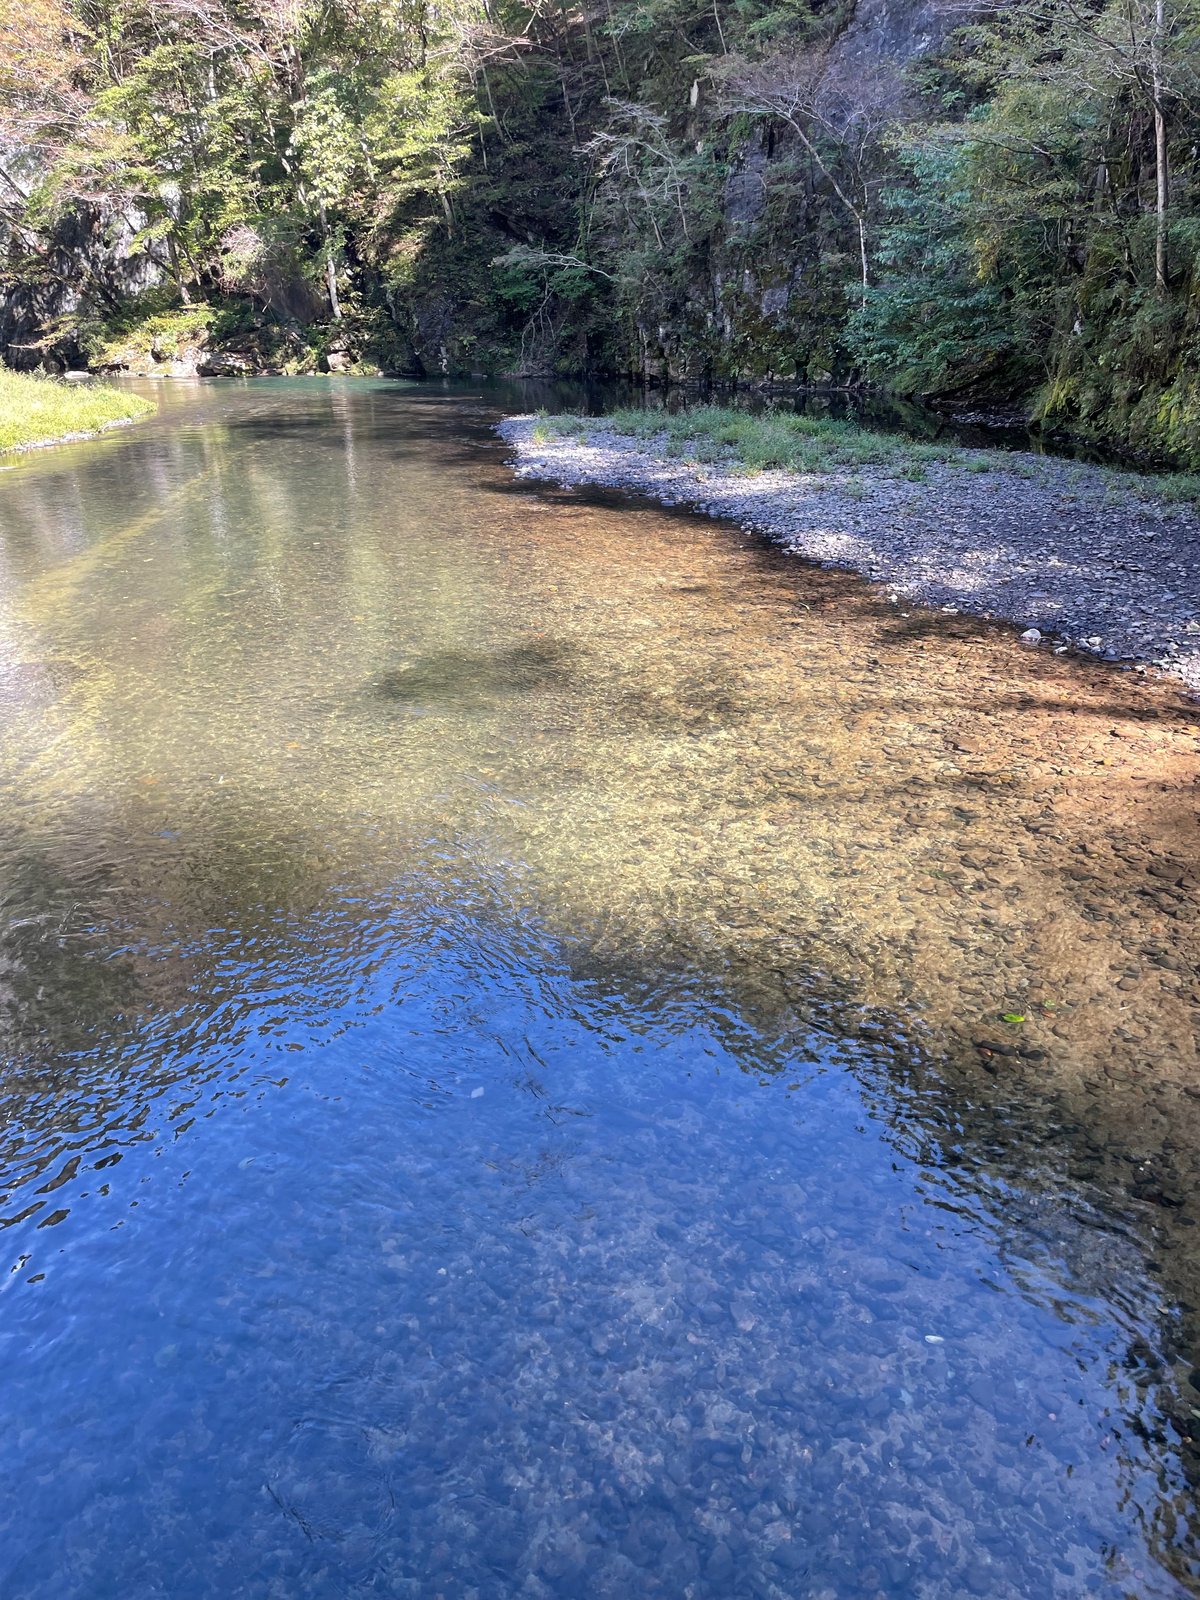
left=498, top=415, right=1200, bottom=691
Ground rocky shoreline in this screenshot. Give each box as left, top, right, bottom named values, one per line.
left=498, top=414, right=1200, bottom=692
left=0, top=415, right=144, bottom=457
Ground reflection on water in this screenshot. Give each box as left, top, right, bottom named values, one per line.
left=1, top=378, right=1199, bottom=1597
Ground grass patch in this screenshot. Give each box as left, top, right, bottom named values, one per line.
left=1157, top=471, right=1200, bottom=506
left=0, top=367, right=155, bottom=453
left=91, top=302, right=217, bottom=369
left=535, top=405, right=994, bottom=477
left=532, top=404, right=1200, bottom=510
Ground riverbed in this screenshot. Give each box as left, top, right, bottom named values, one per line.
left=500, top=413, right=1200, bottom=688
left=1, top=378, right=1199, bottom=1598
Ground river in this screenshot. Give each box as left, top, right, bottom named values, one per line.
left=1, top=377, right=1199, bottom=1598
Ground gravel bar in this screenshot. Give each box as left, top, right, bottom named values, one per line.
left=498, top=415, right=1200, bottom=692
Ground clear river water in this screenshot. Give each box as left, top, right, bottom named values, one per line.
left=2, top=378, right=1200, bottom=1599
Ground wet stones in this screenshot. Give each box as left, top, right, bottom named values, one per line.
left=499, top=414, right=1200, bottom=691
left=1148, top=858, right=1193, bottom=887
left=975, top=1039, right=1019, bottom=1059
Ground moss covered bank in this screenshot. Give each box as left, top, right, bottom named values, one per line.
left=0, top=369, right=155, bottom=454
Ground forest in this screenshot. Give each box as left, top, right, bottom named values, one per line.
left=3, top=0, right=1200, bottom=462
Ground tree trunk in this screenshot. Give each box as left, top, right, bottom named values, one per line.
left=317, top=200, right=342, bottom=320
left=1153, top=0, right=1169, bottom=293
left=781, top=112, right=869, bottom=308
left=857, top=215, right=869, bottom=309
left=166, top=233, right=192, bottom=304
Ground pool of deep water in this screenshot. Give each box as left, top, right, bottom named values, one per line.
left=2, top=378, right=1200, bottom=1598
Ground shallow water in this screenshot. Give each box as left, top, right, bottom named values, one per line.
left=2, top=378, right=1200, bottom=1598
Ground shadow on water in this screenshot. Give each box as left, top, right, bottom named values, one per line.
left=401, top=373, right=1117, bottom=460
left=0, top=378, right=1198, bottom=1596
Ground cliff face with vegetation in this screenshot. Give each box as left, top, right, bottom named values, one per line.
left=3, top=0, right=1200, bottom=462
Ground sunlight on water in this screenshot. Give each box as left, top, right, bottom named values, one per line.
left=0, top=379, right=1199, bottom=1597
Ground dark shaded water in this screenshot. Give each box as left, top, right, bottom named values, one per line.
left=2, top=379, right=1200, bottom=1599
left=447, top=374, right=1099, bottom=458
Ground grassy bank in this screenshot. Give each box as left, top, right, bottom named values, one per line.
left=0, top=368, right=155, bottom=453
left=532, top=405, right=991, bottom=480
left=532, top=405, right=1200, bottom=504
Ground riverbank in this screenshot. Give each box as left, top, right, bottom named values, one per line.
left=0, top=369, right=155, bottom=453
left=499, top=409, right=1200, bottom=692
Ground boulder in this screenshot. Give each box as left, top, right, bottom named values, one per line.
left=197, top=351, right=257, bottom=377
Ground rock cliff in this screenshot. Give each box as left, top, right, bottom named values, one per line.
left=1, top=0, right=970, bottom=380
left=0, top=182, right=163, bottom=371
